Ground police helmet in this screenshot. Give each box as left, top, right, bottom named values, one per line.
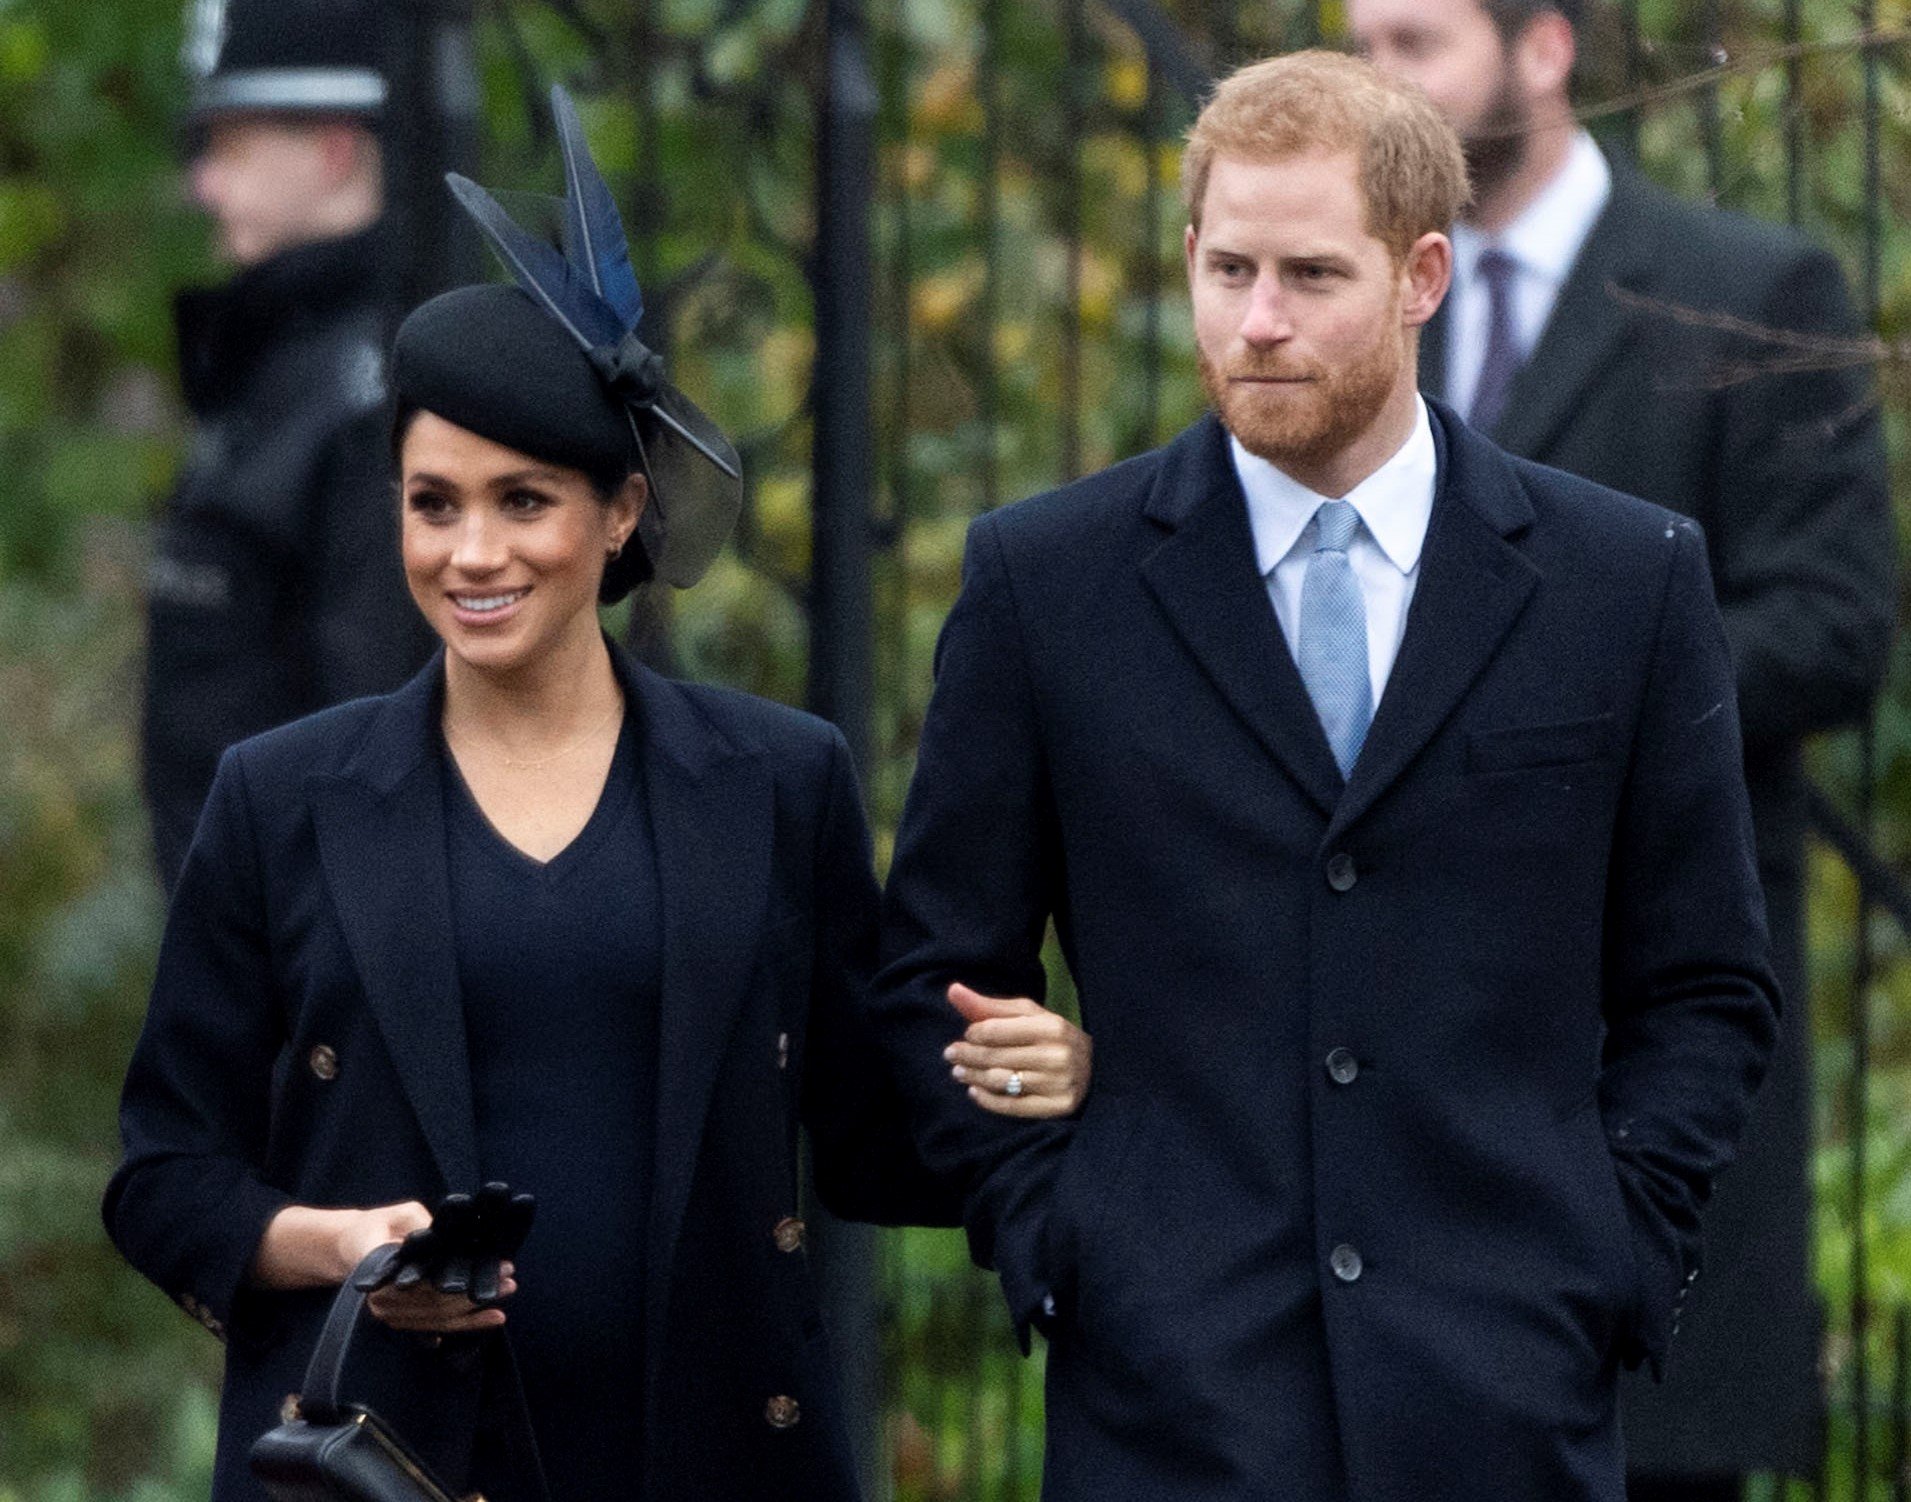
left=181, top=0, right=388, bottom=121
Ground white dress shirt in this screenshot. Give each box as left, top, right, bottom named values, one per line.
left=1446, top=131, right=1612, bottom=417
left=1233, top=396, right=1438, bottom=709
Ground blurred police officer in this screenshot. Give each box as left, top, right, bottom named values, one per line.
left=145, top=0, right=431, bottom=891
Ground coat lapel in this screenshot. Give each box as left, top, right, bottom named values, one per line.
left=1488, top=166, right=1655, bottom=461
left=309, top=656, right=479, bottom=1194
left=630, top=659, right=773, bottom=1381
left=1418, top=163, right=1654, bottom=459
left=1140, top=416, right=1345, bottom=818
left=1327, top=406, right=1539, bottom=842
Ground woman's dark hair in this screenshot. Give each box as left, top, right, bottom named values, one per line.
left=392, top=400, right=655, bottom=605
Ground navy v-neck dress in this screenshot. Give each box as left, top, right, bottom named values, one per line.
left=443, top=712, right=660, bottom=1499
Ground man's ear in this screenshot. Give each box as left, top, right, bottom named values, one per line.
left=1514, top=10, right=1576, bottom=100
left=1400, top=231, right=1453, bottom=328
left=314, top=120, right=373, bottom=189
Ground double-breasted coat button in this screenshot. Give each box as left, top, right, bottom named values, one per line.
left=281, top=1393, right=302, bottom=1425
left=1330, top=1244, right=1364, bottom=1283
left=765, top=1395, right=801, bottom=1429
left=1325, top=853, right=1357, bottom=892
left=308, top=1044, right=339, bottom=1081
left=773, top=1217, right=807, bottom=1254
left=1324, top=1048, right=1359, bottom=1085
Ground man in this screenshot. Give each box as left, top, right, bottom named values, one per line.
left=145, top=0, right=430, bottom=890
left=875, top=51, right=1778, bottom=1500
left=1348, top=0, right=1896, bottom=1488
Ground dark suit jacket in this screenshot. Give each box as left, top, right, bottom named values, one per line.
left=1424, top=159, right=1896, bottom=1474
left=105, top=644, right=945, bottom=1502
left=875, top=404, right=1779, bottom=1502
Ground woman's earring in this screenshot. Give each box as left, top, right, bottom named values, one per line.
left=608, top=540, right=625, bottom=561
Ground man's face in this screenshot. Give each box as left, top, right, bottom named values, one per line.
left=1186, top=150, right=1418, bottom=483
left=188, top=116, right=343, bottom=266
left=1348, top=0, right=1531, bottom=202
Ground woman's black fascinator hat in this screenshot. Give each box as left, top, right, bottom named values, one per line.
left=392, top=86, right=742, bottom=601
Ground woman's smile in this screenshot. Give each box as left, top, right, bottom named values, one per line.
left=447, top=586, right=531, bottom=627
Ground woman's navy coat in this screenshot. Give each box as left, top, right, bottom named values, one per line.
left=105, top=644, right=947, bottom=1500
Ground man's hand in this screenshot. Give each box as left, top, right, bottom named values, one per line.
left=945, top=982, right=1093, bottom=1119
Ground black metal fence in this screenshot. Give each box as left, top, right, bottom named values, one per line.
left=471, top=1, right=1911, bottom=1496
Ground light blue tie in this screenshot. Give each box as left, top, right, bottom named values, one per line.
left=1297, top=500, right=1373, bottom=778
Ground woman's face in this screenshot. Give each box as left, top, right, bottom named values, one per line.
left=400, top=412, right=641, bottom=678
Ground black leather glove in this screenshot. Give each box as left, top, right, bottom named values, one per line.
left=363, top=1183, right=536, bottom=1309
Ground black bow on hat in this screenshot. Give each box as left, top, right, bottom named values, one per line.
left=444, top=86, right=743, bottom=590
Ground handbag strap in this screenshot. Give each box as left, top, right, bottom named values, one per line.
left=297, top=1243, right=554, bottom=1502
left=299, top=1243, right=401, bottom=1424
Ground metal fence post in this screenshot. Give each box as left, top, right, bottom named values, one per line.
left=810, top=0, right=884, bottom=1494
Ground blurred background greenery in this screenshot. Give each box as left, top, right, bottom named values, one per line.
left=1, top=0, right=1908, bottom=1498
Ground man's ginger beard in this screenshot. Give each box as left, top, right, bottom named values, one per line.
left=1198, top=287, right=1408, bottom=480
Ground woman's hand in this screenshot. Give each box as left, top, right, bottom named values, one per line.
left=944, top=982, right=1092, bottom=1119
left=367, top=1264, right=514, bottom=1335
left=252, top=1200, right=515, bottom=1333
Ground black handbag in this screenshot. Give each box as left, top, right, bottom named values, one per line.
left=249, top=1244, right=547, bottom=1502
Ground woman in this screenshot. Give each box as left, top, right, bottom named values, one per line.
left=105, top=89, right=1089, bottom=1502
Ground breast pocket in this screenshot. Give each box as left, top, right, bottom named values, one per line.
left=1466, top=712, right=1617, bottom=775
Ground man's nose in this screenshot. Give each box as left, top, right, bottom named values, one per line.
left=1238, top=277, right=1292, bottom=346
left=186, top=157, right=219, bottom=211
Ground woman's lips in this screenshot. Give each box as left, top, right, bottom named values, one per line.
left=448, top=587, right=529, bottom=628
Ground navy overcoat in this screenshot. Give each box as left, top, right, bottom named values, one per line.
left=106, top=643, right=946, bottom=1501
left=1424, top=161, right=1896, bottom=1474
left=874, top=402, right=1780, bottom=1501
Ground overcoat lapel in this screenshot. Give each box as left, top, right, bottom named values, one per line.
left=629, top=660, right=773, bottom=1396
left=1140, top=416, right=1344, bottom=818
left=1490, top=171, right=1654, bottom=460
left=1327, top=407, right=1539, bottom=841
left=309, top=657, right=479, bottom=1193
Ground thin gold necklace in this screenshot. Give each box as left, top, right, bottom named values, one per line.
left=449, top=699, right=622, bottom=771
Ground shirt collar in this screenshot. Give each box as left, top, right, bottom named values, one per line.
left=1451, top=130, right=1612, bottom=285
left=1233, top=395, right=1437, bottom=578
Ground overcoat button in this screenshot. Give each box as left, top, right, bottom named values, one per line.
left=308, top=1044, right=339, bottom=1081
left=765, top=1395, right=802, bottom=1429
left=1325, top=1048, right=1359, bottom=1085
left=776, top=1032, right=790, bottom=1071
left=1330, top=1244, right=1364, bottom=1283
left=773, top=1217, right=807, bottom=1254
left=1325, top=854, right=1357, bottom=892
left=281, top=1393, right=302, bottom=1425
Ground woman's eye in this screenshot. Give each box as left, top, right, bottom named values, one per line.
left=503, top=489, right=552, bottom=515
left=406, top=490, right=454, bottom=519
